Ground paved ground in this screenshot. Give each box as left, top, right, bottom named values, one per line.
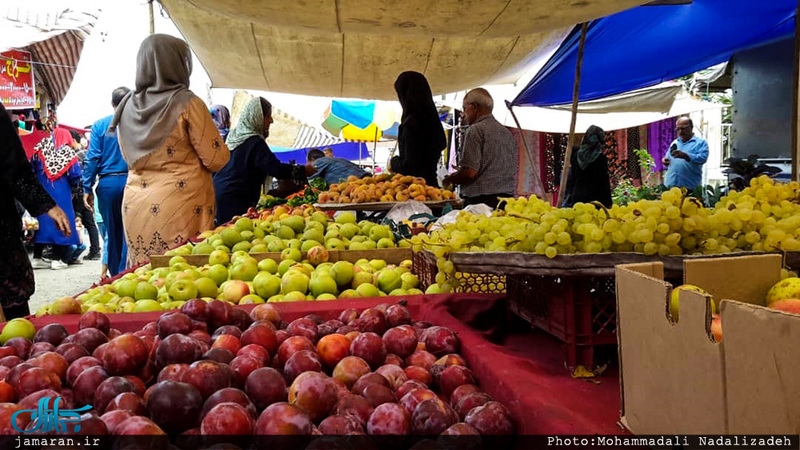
left=28, top=243, right=106, bottom=313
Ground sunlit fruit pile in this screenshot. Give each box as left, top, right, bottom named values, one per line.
left=0, top=305, right=515, bottom=440
left=412, top=177, right=800, bottom=292
left=174, top=209, right=405, bottom=255
left=36, top=250, right=421, bottom=316
left=669, top=276, right=800, bottom=343
left=318, top=174, right=457, bottom=203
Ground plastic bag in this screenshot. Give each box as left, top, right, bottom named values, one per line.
left=385, top=200, right=432, bottom=223
left=432, top=204, right=493, bottom=230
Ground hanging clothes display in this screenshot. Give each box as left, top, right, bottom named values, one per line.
left=626, top=126, right=642, bottom=184
left=508, top=127, right=546, bottom=197
left=648, top=117, right=677, bottom=172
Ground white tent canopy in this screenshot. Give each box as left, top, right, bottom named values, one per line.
left=159, top=0, right=647, bottom=100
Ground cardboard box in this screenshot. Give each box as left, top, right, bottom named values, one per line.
left=149, top=248, right=412, bottom=268
left=616, top=254, right=800, bottom=434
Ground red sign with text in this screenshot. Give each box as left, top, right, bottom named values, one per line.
left=0, top=50, right=36, bottom=109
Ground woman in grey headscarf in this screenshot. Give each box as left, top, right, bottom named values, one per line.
left=110, top=34, right=229, bottom=267
left=562, top=125, right=612, bottom=208
left=212, top=96, right=309, bottom=225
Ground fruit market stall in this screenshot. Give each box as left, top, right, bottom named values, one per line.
left=0, top=293, right=625, bottom=445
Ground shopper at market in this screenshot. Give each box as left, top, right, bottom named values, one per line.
left=213, top=96, right=309, bottom=225
left=69, top=128, right=101, bottom=261
left=442, top=88, right=517, bottom=208
left=110, top=34, right=230, bottom=267
left=390, top=71, right=447, bottom=187
left=562, top=125, right=613, bottom=208
left=83, top=86, right=131, bottom=276
left=306, top=148, right=368, bottom=185
left=662, top=116, right=709, bottom=190
left=29, top=127, right=82, bottom=269
left=323, top=147, right=334, bottom=157
left=0, top=102, right=71, bottom=319
left=210, top=104, right=231, bottom=142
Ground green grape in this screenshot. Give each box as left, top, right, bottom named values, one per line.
left=545, top=246, right=558, bottom=258
left=556, top=232, right=571, bottom=246
left=643, top=242, right=658, bottom=255
left=544, top=232, right=557, bottom=245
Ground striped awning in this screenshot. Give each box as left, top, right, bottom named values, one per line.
left=1, top=5, right=100, bottom=107
left=293, top=125, right=342, bottom=149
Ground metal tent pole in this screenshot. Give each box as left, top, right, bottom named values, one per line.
left=557, top=22, right=589, bottom=207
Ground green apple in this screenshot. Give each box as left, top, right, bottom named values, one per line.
left=348, top=242, right=365, bottom=250
left=401, top=272, right=419, bottom=289
left=398, top=240, right=412, bottom=248
left=232, top=240, right=252, bottom=253
left=283, top=291, right=308, bottom=302
left=239, top=294, right=265, bottom=304
left=169, top=279, right=199, bottom=301
left=275, top=225, right=295, bottom=240
left=426, top=284, right=444, bottom=294
left=133, top=299, right=163, bottom=312
left=252, top=226, right=265, bottom=238
left=355, top=283, right=381, bottom=298
left=168, top=256, right=187, bottom=267
left=310, top=275, right=338, bottom=297
left=377, top=269, right=402, bottom=293
left=205, top=264, right=229, bottom=287
left=267, top=239, right=287, bottom=252
left=338, top=289, right=359, bottom=298
left=257, top=258, right=279, bottom=274
left=362, top=239, right=377, bottom=250
left=174, top=245, right=192, bottom=256
left=407, top=288, right=423, bottom=295
left=171, top=262, right=192, bottom=272
left=281, top=248, right=302, bottom=262
left=134, top=282, right=158, bottom=301
left=325, top=238, right=346, bottom=250
left=230, top=262, right=258, bottom=282
left=253, top=272, right=282, bottom=298
left=325, top=230, right=341, bottom=240
left=330, top=261, right=354, bottom=287
left=165, top=271, right=192, bottom=290
left=231, top=252, right=256, bottom=266
left=207, top=249, right=230, bottom=266
left=335, top=213, right=356, bottom=224
left=304, top=220, right=324, bottom=233
left=316, top=293, right=337, bottom=301
left=250, top=244, right=268, bottom=253
left=240, top=230, right=254, bottom=242
left=388, top=288, right=408, bottom=296
left=221, top=228, right=244, bottom=248
left=340, top=223, right=360, bottom=239
left=234, top=217, right=254, bottom=232
left=184, top=269, right=202, bottom=281
left=267, top=294, right=284, bottom=303
left=369, top=259, right=387, bottom=271
left=281, top=272, right=309, bottom=294
left=192, top=243, right=215, bottom=255
left=351, top=235, right=367, bottom=243
left=115, top=279, right=138, bottom=298
left=0, top=318, right=36, bottom=343
left=300, top=240, right=322, bottom=252
left=287, top=239, right=302, bottom=250
left=194, top=277, right=219, bottom=298
left=302, top=228, right=325, bottom=243
left=278, top=259, right=295, bottom=277
left=214, top=245, right=231, bottom=253
left=310, top=211, right=329, bottom=224
left=282, top=215, right=306, bottom=234
left=377, top=238, right=395, bottom=249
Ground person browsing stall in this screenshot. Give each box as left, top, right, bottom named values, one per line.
left=442, top=88, right=517, bottom=208
left=306, top=148, right=368, bottom=185
left=662, top=116, right=709, bottom=190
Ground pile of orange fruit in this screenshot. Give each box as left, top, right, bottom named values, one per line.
left=318, top=174, right=456, bottom=203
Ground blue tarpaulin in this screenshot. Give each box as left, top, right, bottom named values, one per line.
left=512, top=0, right=797, bottom=107
left=271, top=141, right=369, bottom=164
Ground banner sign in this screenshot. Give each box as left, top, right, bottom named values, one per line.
left=0, top=50, right=36, bottom=109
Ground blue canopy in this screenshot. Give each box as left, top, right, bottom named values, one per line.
left=331, top=101, right=375, bottom=129
left=512, top=0, right=797, bottom=107
left=271, top=141, right=369, bottom=164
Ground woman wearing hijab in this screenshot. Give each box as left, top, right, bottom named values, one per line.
left=562, top=125, right=612, bottom=208
left=210, top=105, right=231, bottom=141
left=0, top=102, right=70, bottom=318
left=390, top=71, right=447, bottom=187
left=213, top=97, right=310, bottom=225
left=110, top=34, right=229, bottom=267
left=30, top=127, right=83, bottom=269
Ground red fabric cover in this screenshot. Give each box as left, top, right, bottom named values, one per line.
left=22, top=293, right=624, bottom=435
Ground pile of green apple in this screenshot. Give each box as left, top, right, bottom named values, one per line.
left=166, top=211, right=409, bottom=257
left=36, top=247, right=425, bottom=316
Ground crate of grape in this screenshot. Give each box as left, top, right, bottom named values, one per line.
left=314, top=173, right=460, bottom=211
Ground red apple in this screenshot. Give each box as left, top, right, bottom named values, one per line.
left=240, top=325, right=278, bottom=357
left=255, top=402, right=312, bottom=435
left=156, top=333, right=203, bottom=367
left=384, top=354, right=404, bottom=367
left=450, top=384, right=481, bottom=408
left=201, top=402, right=253, bottom=435
left=200, top=387, right=257, bottom=419
left=115, top=415, right=167, bottom=435
left=72, top=365, right=108, bottom=406
left=145, top=381, right=203, bottom=434
left=103, top=335, right=148, bottom=376
left=398, top=388, right=438, bottom=416
left=455, top=392, right=493, bottom=420
left=338, top=309, right=358, bottom=325
left=0, top=402, right=28, bottom=434
left=360, top=383, right=397, bottom=408
left=79, top=311, right=111, bottom=335
left=422, top=327, right=460, bottom=357
left=367, top=403, right=410, bottom=435
left=34, top=324, right=69, bottom=346
left=157, top=312, right=193, bottom=338
left=183, top=360, right=231, bottom=400
left=245, top=367, right=286, bottom=410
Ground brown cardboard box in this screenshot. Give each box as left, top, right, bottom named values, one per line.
left=150, top=248, right=413, bottom=268
left=615, top=254, right=800, bottom=435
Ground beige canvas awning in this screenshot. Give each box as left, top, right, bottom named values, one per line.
left=159, top=0, right=647, bottom=100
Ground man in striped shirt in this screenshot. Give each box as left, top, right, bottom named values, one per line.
left=443, top=88, right=517, bottom=208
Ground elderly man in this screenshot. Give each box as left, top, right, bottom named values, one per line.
left=443, top=88, right=517, bottom=208
left=662, top=116, right=709, bottom=190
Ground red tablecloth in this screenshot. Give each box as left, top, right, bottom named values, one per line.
left=25, top=294, right=624, bottom=435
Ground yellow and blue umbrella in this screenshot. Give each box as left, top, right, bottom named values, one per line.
left=322, top=100, right=398, bottom=142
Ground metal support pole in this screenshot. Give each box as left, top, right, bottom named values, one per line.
left=557, top=22, right=589, bottom=207
left=149, top=0, right=155, bottom=35
left=505, top=100, right=546, bottom=197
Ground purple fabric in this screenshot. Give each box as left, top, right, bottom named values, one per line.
left=648, top=117, right=676, bottom=172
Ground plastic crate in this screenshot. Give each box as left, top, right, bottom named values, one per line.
left=411, top=251, right=506, bottom=294
left=507, top=274, right=617, bottom=369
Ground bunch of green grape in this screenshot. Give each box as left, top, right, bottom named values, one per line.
left=411, top=176, right=800, bottom=292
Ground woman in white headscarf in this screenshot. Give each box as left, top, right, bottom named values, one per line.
left=212, top=96, right=309, bottom=225
left=110, top=34, right=229, bottom=267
